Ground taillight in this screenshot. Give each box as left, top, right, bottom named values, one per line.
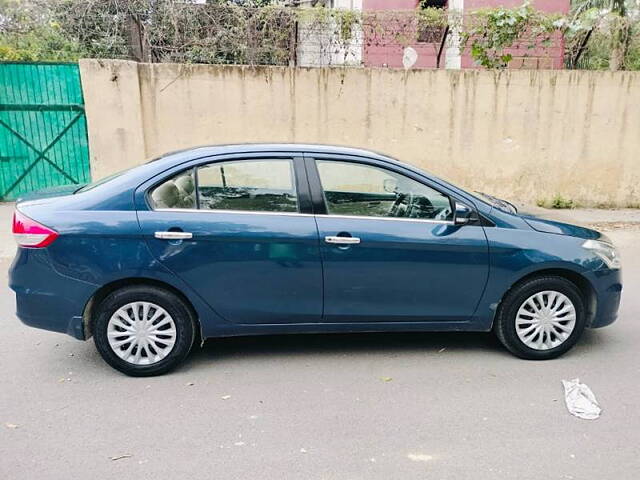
left=12, top=210, right=59, bottom=248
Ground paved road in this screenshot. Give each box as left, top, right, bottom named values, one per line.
left=1, top=208, right=639, bottom=480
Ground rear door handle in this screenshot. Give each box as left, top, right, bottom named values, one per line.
left=325, top=236, right=361, bottom=245
left=154, top=231, right=193, bottom=240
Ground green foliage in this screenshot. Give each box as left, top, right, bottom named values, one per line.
left=416, top=7, right=447, bottom=27
left=297, top=6, right=362, bottom=44
left=625, top=24, right=640, bottom=70
left=461, top=2, right=560, bottom=69
left=416, top=6, right=448, bottom=43
left=570, top=0, right=627, bottom=18
left=0, top=27, right=86, bottom=62
left=551, top=195, right=574, bottom=209
left=1, top=0, right=640, bottom=70
left=537, top=195, right=575, bottom=209
left=338, top=9, right=360, bottom=43
left=0, top=0, right=85, bottom=61
left=566, top=1, right=639, bottom=70
left=52, top=0, right=296, bottom=65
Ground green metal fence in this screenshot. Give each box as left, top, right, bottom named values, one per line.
left=0, top=62, right=90, bottom=201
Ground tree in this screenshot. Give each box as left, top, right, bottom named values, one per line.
left=570, top=0, right=631, bottom=70
left=0, top=0, right=85, bottom=61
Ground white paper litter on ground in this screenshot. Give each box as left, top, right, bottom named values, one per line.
left=562, top=378, right=601, bottom=420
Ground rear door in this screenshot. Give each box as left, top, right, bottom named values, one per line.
left=137, top=153, right=323, bottom=325
left=305, top=154, right=489, bottom=324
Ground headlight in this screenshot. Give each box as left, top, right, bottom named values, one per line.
left=582, top=239, right=621, bottom=269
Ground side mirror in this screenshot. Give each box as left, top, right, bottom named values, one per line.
left=383, top=178, right=397, bottom=193
left=454, top=202, right=477, bottom=225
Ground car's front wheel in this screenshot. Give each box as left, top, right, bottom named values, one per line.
left=93, top=286, right=196, bottom=376
left=494, top=276, right=586, bottom=360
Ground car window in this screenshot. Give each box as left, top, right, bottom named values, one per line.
left=149, top=168, right=196, bottom=209
left=197, top=159, right=298, bottom=213
left=316, top=160, right=453, bottom=221
left=149, top=159, right=298, bottom=213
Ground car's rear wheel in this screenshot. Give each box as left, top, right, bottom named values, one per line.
left=493, top=276, right=586, bottom=360
left=93, top=286, right=196, bottom=376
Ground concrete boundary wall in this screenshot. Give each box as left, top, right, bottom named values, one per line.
left=79, top=59, right=640, bottom=207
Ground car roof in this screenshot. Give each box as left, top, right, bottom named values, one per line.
left=151, top=143, right=395, bottom=165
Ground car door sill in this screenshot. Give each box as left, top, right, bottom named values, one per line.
left=237, top=320, right=471, bottom=326
left=204, top=320, right=487, bottom=338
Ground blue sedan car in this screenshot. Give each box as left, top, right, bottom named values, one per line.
left=9, top=144, right=622, bottom=376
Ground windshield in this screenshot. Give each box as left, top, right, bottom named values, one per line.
left=472, top=191, right=518, bottom=214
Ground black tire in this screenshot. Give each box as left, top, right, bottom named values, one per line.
left=93, top=285, right=196, bottom=376
left=493, top=276, right=586, bottom=360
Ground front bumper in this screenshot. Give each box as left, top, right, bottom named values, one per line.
left=585, top=267, right=622, bottom=328
left=9, top=248, right=97, bottom=340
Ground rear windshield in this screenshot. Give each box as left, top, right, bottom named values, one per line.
left=76, top=153, right=172, bottom=194
left=75, top=167, right=134, bottom=193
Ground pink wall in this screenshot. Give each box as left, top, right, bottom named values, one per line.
left=364, top=0, right=420, bottom=9
left=362, top=0, right=570, bottom=69
left=363, top=1, right=569, bottom=13
left=363, top=1, right=440, bottom=68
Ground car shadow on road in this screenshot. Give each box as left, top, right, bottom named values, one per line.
left=182, top=327, right=613, bottom=371
left=54, top=324, right=614, bottom=376
left=186, top=331, right=504, bottom=365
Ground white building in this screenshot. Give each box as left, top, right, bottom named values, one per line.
left=295, top=0, right=364, bottom=67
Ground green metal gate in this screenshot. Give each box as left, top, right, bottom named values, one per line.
left=0, top=62, right=90, bottom=201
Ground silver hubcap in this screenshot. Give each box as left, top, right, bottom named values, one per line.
left=107, top=302, right=177, bottom=365
left=515, top=291, right=576, bottom=351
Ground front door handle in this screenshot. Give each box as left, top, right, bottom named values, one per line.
left=154, top=231, right=193, bottom=240
left=325, top=236, right=361, bottom=245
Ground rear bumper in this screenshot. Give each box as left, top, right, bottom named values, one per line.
left=586, top=267, right=622, bottom=328
left=9, top=248, right=97, bottom=340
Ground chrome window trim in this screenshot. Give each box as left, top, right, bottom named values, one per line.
left=320, top=213, right=454, bottom=225
left=154, top=208, right=313, bottom=218
left=153, top=208, right=453, bottom=224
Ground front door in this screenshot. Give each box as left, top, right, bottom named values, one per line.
left=307, top=156, right=489, bottom=323
left=138, top=155, right=323, bottom=325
